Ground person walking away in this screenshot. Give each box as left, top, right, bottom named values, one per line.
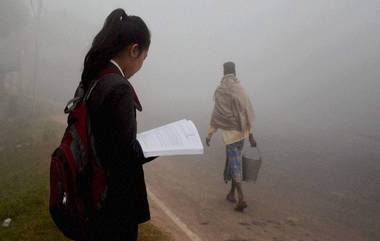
left=206, top=61, right=257, bottom=212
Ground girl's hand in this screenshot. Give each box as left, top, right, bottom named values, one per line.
left=249, top=134, right=257, bottom=147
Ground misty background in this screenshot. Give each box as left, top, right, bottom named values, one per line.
left=1, top=0, right=379, bottom=240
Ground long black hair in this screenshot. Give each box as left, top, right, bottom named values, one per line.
left=81, top=8, right=150, bottom=91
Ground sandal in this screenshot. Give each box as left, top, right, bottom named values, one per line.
left=234, top=201, right=248, bottom=212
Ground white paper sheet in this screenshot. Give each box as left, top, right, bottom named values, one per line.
left=137, top=119, right=204, bottom=157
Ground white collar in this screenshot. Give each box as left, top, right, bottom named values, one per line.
left=110, top=59, right=125, bottom=77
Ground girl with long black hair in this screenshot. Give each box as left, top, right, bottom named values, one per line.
left=81, top=8, right=155, bottom=241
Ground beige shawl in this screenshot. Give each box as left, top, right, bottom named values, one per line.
left=210, top=74, right=254, bottom=132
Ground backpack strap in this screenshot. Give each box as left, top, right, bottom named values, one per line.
left=84, top=79, right=101, bottom=102
left=64, top=79, right=100, bottom=114
left=64, top=96, right=82, bottom=114
left=64, top=67, right=124, bottom=114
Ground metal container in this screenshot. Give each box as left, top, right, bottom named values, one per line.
left=242, top=147, right=262, bottom=183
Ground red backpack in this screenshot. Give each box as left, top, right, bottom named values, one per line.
left=49, top=76, right=108, bottom=240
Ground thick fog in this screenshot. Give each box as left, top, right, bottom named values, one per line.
left=2, top=0, right=378, bottom=130
left=1, top=0, right=379, bottom=240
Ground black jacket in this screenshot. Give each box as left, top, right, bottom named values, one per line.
left=87, top=65, right=153, bottom=237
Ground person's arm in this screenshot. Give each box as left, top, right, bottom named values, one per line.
left=248, top=129, right=257, bottom=147
left=107, top=84, right=156, bottom=165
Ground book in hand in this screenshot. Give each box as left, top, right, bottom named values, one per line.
left=137, top=119, right=204, bottom=157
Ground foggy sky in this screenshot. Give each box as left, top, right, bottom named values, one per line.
left=1, top=0, right=379, bottom=136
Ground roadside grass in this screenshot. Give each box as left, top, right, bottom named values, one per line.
left=0, top=118, right=170, bottom=241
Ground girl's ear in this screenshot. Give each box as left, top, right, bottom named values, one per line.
left=129, top=44, right=141, bottom=58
